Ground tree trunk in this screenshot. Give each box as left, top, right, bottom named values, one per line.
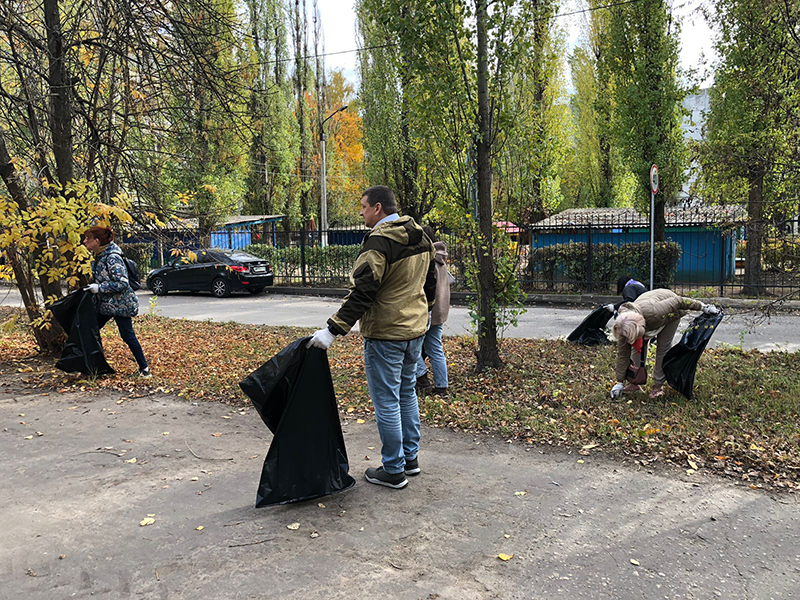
left=475, top=0, right=502, bottom=371
left=0, top=132, right=64, bottom=353
left=742, top=169, right=765, bottom=296
left=43, top=0, right=74, bottom=186
left=294, top=0, right=310, bottom=223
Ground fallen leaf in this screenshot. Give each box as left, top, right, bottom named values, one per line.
left=688, top=459, right=699, bottom=470
left=497, top=553, right=514, bottom=561
left=196, top=526, right=204, bottom=531
left=514, top=491, right=527, bottom=497
left=35, top=431, right=43, bottom=437
left=24, top=435, right=33, bottom=440
left=582, top=443, right=598, bottom=450
left=346, top=407, right=355, bottom=413
left=125, top=458, right=137, bottom=464
left=68, top=406, right=78, bottom=410
left=749, top=443, right=765, bottom=451
left=630, top=559, right=640, bottom=566
left=59, top=554, right=66, bottom=560
left=577, top=459, right=585, bottom=464
left=140, top=517, right=155, bottom=527
left=18, top=413, right=24, bottom=417
left=503, top=534, right=511, bottom=539
left=287, top=522, right=300, bottom=530
left=191, top=477, right=199, bottom=481
left=356, top=419, right=365, bottom=424
left=162, top=432, right=169, bottom=436
left=318, top=503, right=326, bottom=508
left=211, top=433, right=222, bottom=437
left=221, top=416, right=231, bottom=420
left=310, top=531, right=320, bottom=538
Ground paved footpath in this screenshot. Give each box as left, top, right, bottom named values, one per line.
left=2, top=366, right=799, bottom=599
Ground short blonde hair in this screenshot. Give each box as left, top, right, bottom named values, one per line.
left=612, top=311, right=645, bottom=344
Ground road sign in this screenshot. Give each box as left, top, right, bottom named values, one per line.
left=650, top=164, right=659, bottom=195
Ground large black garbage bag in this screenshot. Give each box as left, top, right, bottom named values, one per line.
left=662, top=311, right=724, bottom=399
left=50, top=290, right=115, bottom=376
left=567, top=305, right=613, bottom=346
left=240, top=338, right=356, bottom=507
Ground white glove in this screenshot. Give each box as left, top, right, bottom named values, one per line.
left=610, top=382, right=624, bottom=399
left=604, top=304, right=615, bottom=314
left=307, top=328, right=336, bottom=350
left=701, top=303, right=719, bottom=315
left=85, top=283, right=100, bottom=294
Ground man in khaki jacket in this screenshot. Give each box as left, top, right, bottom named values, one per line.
left=307, top=186, right=436, bottom=489
left=610, top=288, right=719, bottom=399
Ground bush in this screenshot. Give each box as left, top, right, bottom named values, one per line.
left=763, top=236, right=800, bottom=273
left=529, top=241, right=682, bottom=290
left=246, top=244, right=361, bottom=284
left=120, top=242, right=154, bottom=278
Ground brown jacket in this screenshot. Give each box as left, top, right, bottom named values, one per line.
left=328, top=216, right=436, bottom=340
left=615, top=289, right=704, bottom=381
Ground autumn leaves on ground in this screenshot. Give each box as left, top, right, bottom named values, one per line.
left=2, top=307, right=799, bottom=491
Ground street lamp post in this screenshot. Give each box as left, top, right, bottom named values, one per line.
left=320, top=104, right=348, bottom=247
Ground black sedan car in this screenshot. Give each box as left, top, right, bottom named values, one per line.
left=146, top=249, right=274, bottom=297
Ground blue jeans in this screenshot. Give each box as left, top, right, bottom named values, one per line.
left=416, top=323, right=448, bottom=389
left=97, top=314, right=148, bottom=371
left=363, top=336, right=424, bottom=474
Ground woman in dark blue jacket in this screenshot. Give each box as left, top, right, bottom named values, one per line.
left=83, top=226, right=151, bottom=377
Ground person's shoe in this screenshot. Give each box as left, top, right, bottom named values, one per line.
left=622, top=383, right=642, bottom=393
left=139, top=367, right=152, bottom=378
left=649, top=386, right=664, bottom=399
left=404, top=457, right=421, bottom=476
left=416, top=373, right=432, bottom=391
left=365, top=467, right=408, bottom=489
left=431, top=387, right=449, bottom=397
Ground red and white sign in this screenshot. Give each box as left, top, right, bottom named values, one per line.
left=650, top=164, right=659, bottom=195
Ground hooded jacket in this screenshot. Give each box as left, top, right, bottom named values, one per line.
left=430, top=241, right=450, bottom=326
left=328, top=215, right=436, bottom=340
left=92, top=242, right=139, bottom=317
left=615, top=288, right=703, bottom=381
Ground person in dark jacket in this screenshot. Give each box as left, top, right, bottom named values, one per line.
left=83, top=226, right=151, bottom=377
left=605, top=276, right=648, bottom=315
left=307, top=186, right=436, bottom=490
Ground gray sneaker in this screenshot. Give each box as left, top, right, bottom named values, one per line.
left=364, top=467, right=408, bottom=489
left=404, top=457, right=421, bottom=476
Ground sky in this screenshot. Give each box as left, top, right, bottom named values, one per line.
left=314, top=0, right=717, bottom=91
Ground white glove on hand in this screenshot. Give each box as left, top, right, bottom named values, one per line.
left=610, top=382, right=624, bottom=399
left=307, top=327, right=335, bottom=350
left=701, top=303, right=720, bottom=315
left=604, top=304, right=615, bottom=314
left=85, top=283, right=100, bottom=294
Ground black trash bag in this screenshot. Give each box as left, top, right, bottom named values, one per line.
left=240, top=338, right=356, bottom=507
left=567, top=305, right=613, bottom=346
left=662, top=311, right=724, bottom=399
left=50, top=289, right=115, bottom=376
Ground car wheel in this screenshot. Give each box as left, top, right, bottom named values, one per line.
left=211, top=277, right=231, bottom=298
left=150, top=277, right=167, bottom=296
left=248, top=286, right=265, bottom=295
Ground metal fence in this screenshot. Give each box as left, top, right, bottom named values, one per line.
left=142, top=209, right=800, bottom=297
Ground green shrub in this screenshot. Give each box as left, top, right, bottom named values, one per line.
left=246, top=244, right=361, bottom=283
left=529, top=241, right=682, bottom=289
left=763, top=236, right=800, bottom=273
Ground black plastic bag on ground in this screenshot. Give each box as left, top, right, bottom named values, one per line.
left=50, top=289, right=115, bottom=376
left=567, top=305, right=613, bottom=345
left=240, top=338, right=356, bottom=507
left=662, top=311, right=724, bottom=399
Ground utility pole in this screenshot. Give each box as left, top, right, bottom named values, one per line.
left=319, top=104, right=348, bottom=247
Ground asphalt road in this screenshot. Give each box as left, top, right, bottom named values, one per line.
left=3, top=369, right=799, bottom=599
left=2, top=286, right=799, bottom=351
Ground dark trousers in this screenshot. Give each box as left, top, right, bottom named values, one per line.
left=97, top=313, right=148, bottom=371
